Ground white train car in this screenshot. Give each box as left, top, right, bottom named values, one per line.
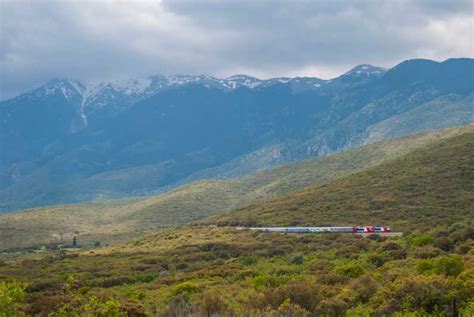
left=238, top=226, right=391, bottom=234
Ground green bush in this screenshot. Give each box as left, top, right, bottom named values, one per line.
left=288, top=254, right=304, bottom=265
left=433, top=255, right=464, bottom=277
left=264, top=281, right=321, bottom=313
left=416, top=259, right=434, bottom=274
left=199, top=290, right=227, bottom=316
left=0, top=281, right=26, bottom=317
left=411, top=234, right=434, bottom=246
left=172, top=281, right=199, bottom=297
left=252, top=274, right=285, bottom=290
left=240, top=254, right=259, bottom=266
left=336, top=263, right=365, bottom=278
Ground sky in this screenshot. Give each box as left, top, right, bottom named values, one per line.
left=1, top=0, right=473, bottom=100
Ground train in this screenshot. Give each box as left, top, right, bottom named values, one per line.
left=239, top=226, right=391, bottom=233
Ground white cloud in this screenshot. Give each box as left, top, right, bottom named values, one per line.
left=0, top=0, right=473, bottom=99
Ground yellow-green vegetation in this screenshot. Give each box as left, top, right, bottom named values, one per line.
left=210, top=126, right=474, bottom=231
left=1, top=125, right=471, bottom=250
left=0, top=224, right=473, bottom=316
left=0, top=125, right=473, bottom=316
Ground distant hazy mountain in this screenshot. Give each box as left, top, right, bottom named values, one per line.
left=0, top=58, right=472, bottom=212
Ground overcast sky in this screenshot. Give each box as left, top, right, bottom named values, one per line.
left=1, top=0, right=473, bottom=100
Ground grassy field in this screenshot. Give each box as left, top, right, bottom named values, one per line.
left=1, top=125, right=471, bottom=250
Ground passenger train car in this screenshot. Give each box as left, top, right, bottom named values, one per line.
left=240, top=226, right=391, bottom=233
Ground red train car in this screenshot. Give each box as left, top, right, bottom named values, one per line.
left=353, top=226, right=391, bottom=233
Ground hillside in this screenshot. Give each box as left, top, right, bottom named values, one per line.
left=1, top=58, right=473, bottom=212
left=210, top=126, right=474, bottom=231
left=2, top=215, right=473, bottom=315
left=360, top=93, right=473, bottom=144
left=0, top=125, right=471, bottom=250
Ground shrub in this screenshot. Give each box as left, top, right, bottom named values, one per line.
left=349, top=274, right=379, bottom=303
left=240, top=254, right=259, bottom=266
left=0, top=281, right=26, bottom=317
left=90, top=276, right=134, bottom=288
left=172, top=282, right=199, bottom=298
left=372, top=275, right=460, bottom=315
left=381, top=242, right=403, bottom=251
left=175, top=262, right=188, bottom=270
left=83, top=296, right=120, bottom=317
left=199, top=290, right=227, bottom=316
left=416, top=259, right=434, bottom=274
left=264, top=281, right=321, bottom=312
left=252, top=274, right=285, bottom=290
left=368, top=254, right=385, bottom=267
left=166, top=294, right=197, bottom=316
left=433, top=237, right=454, bottom=252
left=56, top=294, right=121, bottom=317
left=411, top=234, right=434, bottom=246
left=411, top=245, right=442, bottom=259
left=455, top=242, right=472, bottom=254
left=433, top=255, right=464, bottom=277
left=288, top=254, right=304, bottom=265
left=336, top=263, right=365, bottom=278
left=460, top=300, right=474, bottom=316
left=274, top=299, right=310, bottom=317
left=134, top=274, right=155, bottom=283
left=142, top=258, right=158, bottom=265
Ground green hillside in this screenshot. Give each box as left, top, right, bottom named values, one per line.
left=1, top=125, right=472, bottom=250
left=1, top=126, right=470, bottom=250
left=1, top=126, right=473, bottom=316
left=360, top=93, right=473, bottom=144
left=211, top=126, right=474, bottom=231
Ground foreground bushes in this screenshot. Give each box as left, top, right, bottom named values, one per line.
left=1, top=223, right=473, bottom=316
left=0, top=281, right=26, bottom=317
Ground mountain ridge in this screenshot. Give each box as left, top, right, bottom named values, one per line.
left=0, top=58, right=472, bottom=212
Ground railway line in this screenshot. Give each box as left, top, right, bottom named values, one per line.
left=237, top=226, right=402, bottom=236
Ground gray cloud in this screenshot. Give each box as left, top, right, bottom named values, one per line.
left=1, top=0, right=473, bottom=99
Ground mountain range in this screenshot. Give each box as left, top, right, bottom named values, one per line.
left=0, top=58, right=473, bottom=212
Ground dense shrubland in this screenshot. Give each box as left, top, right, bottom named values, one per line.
left=1, top=222, right=473, bottom=316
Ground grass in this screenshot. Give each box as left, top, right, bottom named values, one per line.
left=1, top=125, right=471, bottom=250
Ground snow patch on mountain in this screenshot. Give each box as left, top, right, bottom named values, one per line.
left=344, top=64, right=387, bottom=77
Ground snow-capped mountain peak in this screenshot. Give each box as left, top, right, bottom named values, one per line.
left=344, top=64, right=387, bottom=76
left=17, top=78, right=86, bottom=102
left=225, top=74, right=262, bottom=89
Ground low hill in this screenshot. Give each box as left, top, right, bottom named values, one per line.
left=0, top=125, right=471, bottom=249
left=210, top=126, right=474, bottom=231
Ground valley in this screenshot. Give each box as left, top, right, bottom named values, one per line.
left=0, top=125, right=470, bottom=250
